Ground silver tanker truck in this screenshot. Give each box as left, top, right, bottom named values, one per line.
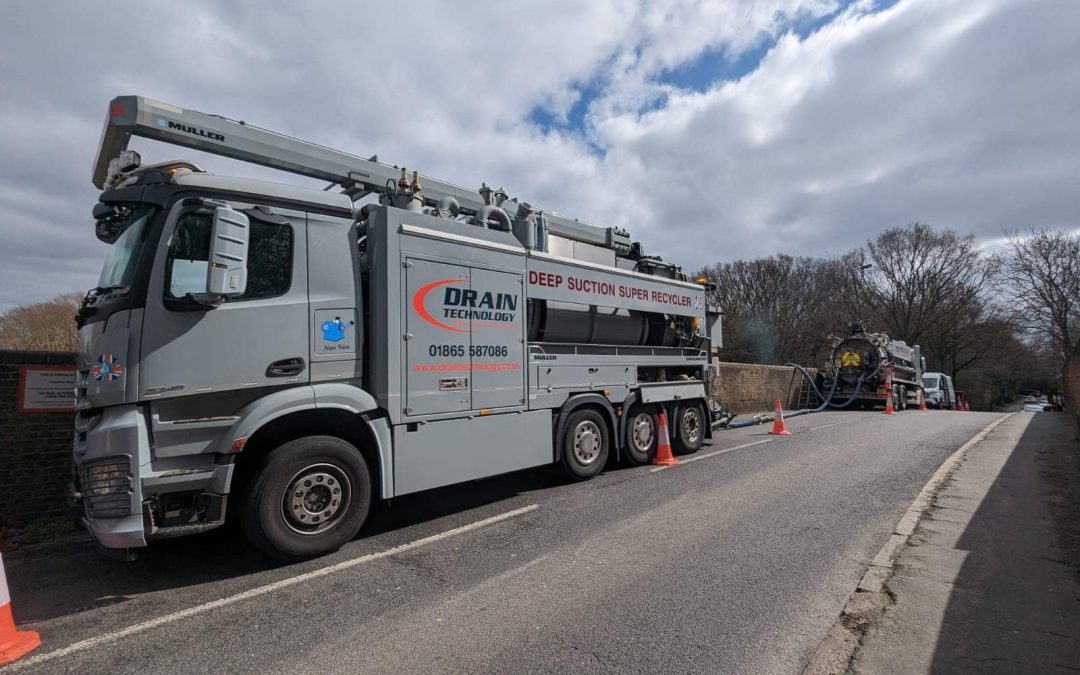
left=70, top=96, right=721, bottom=560
left=823, top=322, right=925, bottom=410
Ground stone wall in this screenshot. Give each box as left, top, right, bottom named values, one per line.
left=0, top=350, right=78, bottom=530
left=711, top=361, right=812, bottom=414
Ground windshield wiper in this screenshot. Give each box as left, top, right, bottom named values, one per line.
left=82, top=285, right=128, bottom=306
left=76, top=285, right=129, bottom=328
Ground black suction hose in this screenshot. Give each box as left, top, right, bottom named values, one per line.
left=720, top=364, right=864, bottom=429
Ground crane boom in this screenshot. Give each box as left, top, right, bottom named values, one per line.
left=94, top=95, right=631, bottom=253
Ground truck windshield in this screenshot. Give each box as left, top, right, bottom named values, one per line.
left=96, top=204, right=158, bottom=290
left=922, top=375, right=939, bottom=388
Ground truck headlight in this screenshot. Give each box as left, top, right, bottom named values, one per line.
left=80, top=456, right=134, bottom=517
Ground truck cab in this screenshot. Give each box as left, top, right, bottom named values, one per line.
left=75, top=171, right=364, bottom=553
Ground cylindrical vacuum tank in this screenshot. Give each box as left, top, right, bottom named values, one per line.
left=527, top=300, right=683, bottom=346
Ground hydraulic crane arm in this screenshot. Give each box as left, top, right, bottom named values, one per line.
left=94, top=95, right=631, bottom=253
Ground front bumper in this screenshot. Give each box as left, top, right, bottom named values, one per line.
left=73, top=404, right=234, bottom=550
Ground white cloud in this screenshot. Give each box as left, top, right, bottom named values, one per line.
left=0, top=0, right=1077, bottom=312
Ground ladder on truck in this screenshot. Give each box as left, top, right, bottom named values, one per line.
left=93, top=96, right=633, bottom=256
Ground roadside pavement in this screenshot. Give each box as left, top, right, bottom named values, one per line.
left=851, top=412, right=1080, bottom=673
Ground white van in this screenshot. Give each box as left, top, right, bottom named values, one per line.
left=922, top=372, right=956, bottom=409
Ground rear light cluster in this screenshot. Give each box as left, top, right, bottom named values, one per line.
left=80, top=456, right=134, bottom=518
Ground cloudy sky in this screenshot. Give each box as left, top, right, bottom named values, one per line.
left=1, top=0, right=1077, bottom=311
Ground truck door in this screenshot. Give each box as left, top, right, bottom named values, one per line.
left=140, top=201, right=308, bottom=400
left=404, top=260, right=526, bottom=416
left=468, top=267, right=525, bottom=410
left=404, top=259, right=471, bottom=416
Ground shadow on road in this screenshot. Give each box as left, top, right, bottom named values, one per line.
left=928, top=412, right=1080, bottom=672
left=7, top=461, right=573, bottom=624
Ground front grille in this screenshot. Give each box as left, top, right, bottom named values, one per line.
left=75, top=365, right=90, bottom=410
left=80, top=455, right=134, bottom=518
left=72, top=411, right=100, bottom=457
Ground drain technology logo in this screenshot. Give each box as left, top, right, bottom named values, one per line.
left=412, top=279, right=518, bottom=333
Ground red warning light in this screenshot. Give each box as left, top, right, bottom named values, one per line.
left=109, top=101, right=125, bottom=118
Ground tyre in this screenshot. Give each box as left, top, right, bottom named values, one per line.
left=241, top=435, right=371, bottom=561
left=673, top=401, right=706, bottom=455
left=891, top=385, right=901, bottom=411
left=623, top=403, right=658, bottom=466
left=560, top=408, right=610, bottom=481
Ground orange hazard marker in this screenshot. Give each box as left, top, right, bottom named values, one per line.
left=769, top=399, right=792, bottom=435
left=882, top=369, right=896, bottom=415
left=918, top=390, right=928, bottom=411
left=652, top=411, right=680, bottom=466
left=0, top=552, right=40, bottom=665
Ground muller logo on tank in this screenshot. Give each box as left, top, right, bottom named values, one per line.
left=413, top=279, right=518, bottom=333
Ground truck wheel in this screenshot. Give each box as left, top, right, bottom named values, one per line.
left=561, top=409, right=610, bottom=481
left=623, top=404, right=658, bottom=466
left=673, top=402, right=706, bottom=454
left=899, top=386, right=908, bottom=410
left=241, top=435, right=371, bottom=561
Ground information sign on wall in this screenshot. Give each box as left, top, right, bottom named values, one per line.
left=17, top=367, right=76, bottom=413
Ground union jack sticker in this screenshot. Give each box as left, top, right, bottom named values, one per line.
left=91, top=353, right=124, bottom=382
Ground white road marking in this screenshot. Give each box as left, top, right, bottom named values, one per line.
left=808, top=416, right=869, bottom=431
left=4, top=504, right=539, bottom=671
left=650, top=438, right=774, bottom=472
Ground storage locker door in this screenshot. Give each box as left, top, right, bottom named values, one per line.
left=404, top=259, right=471, bottom=416
left=469, top=267, right=525, bottom=410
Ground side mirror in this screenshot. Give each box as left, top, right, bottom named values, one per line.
left=206, top=204, right=249, bottom=297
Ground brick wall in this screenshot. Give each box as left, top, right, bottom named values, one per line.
left=0, top=350, right=77, bottom=530
left=712, top=361, right=813, bottom=414
left=1065, top=354, right=1080, bottom=431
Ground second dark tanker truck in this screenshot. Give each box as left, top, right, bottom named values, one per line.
left=823, top=322, right=924, bottom=410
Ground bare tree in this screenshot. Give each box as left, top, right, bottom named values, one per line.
left=0, top=292, right=83, bottom=352
left=701, top=255, right=848, bottom=365
left=1002, top=229, right=1080, bottom=359
left=860, top=223, right=1000, bottom=378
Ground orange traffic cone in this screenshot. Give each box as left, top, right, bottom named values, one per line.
left=0, top=552, right=40, bottom=665
left=882, top=369, right=896, bottom=415
left=652, top=411, right=680, bottom=466
left=769, top=399, right=792, bottom=435
left=918, top=390, right=928, bottom=411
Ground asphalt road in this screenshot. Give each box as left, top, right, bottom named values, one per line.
left=4, top=408, right=1002, bottom=674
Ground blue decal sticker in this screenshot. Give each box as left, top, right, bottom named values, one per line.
left=320, top=317, right=354, bottom=342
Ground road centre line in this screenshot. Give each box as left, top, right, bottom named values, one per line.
left=4, top=504, right=540, bottom=671
left=808, top=416, right=868, bottom=431
left=650, top=439, right=774, bottom=472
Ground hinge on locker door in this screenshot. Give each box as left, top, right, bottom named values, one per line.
left=402, top=260, right=413, bottom=268
left=403, top=333, right=413, bottom=341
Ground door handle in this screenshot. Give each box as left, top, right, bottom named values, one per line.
left=267, top=357, right=305, bottom=377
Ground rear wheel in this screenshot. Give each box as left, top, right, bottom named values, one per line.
left=673, top=401, right=706, bottom=454
left=623, top=404, right=658, bottom=466
left=560, top=408, right=610, bottom=481
left=241, top=435, right=371, bottom=561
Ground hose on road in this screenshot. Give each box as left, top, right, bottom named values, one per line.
left=718, top=365, right=863, bottom=429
